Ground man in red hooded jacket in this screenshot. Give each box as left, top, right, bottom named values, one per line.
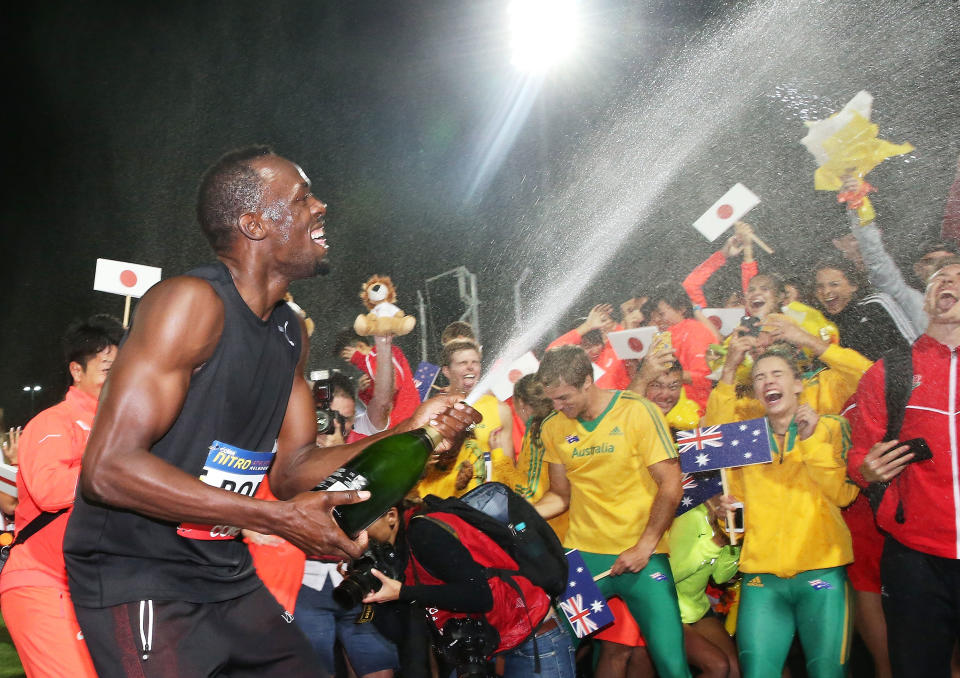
left=845, top=258, right=960, bottom=678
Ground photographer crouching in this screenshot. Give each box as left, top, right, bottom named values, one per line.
left=355, top=501, right=576, bottom=678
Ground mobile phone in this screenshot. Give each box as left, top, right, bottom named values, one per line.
left=740, top=315, right=762, bottom=337
left=729, top=502, right=744, bottom=533
left=653, top=331, right=672, bottom=352
left=898, top=438, right=933, bottom=464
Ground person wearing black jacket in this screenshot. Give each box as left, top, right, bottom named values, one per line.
left=362, top=506, right=575, bottom=678
left=813, top=256, right=916, bottom=360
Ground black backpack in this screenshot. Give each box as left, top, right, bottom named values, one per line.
left=418, top=483, right=570, bottom=672
left=420, top=482, right=568, bottom=600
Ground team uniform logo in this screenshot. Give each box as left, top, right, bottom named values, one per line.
left=278, top=320, right=296, bottom=347
left=178, top=440, right=274, bottom=540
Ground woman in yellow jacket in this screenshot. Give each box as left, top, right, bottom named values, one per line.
left=723, top=312, right=872, bottom=420
left=705, top=335, right=859, bottom=678
left=510, top=374, right=568, bottom=540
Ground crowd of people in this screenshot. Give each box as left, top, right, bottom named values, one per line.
left=0, top=146, right=959, bottom=678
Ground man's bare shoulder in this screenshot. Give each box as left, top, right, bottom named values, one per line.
left=126, top=275, right=225, bottom=368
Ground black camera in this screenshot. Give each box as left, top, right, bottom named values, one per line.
left=438, top=617, right=499, bottom=678
left=312, top=370, right=347, bottom=436
left=332, top=540, right=404, bottom=609
left=740, top=314, right=763, bottom=337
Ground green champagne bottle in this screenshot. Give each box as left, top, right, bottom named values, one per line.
left=314, top=425, right=444, bottom=538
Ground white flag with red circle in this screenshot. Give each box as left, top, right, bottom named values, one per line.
left=607, top=326, right=658, bottom=360
left=93, top=258, right=162, bottom=298
left=702, top=307, right=746, bottom=337
left=693, top=183, right=760, bottom=242
left=489, top=351, right=540, bottom=402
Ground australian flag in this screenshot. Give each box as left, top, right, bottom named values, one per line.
left=677, top=417, right=773, bottom=473
left=676, top=470, right=723, bottom=516
left=558, top=550, right=615, bottom=638
left=412, top=361, right=441, bottom=402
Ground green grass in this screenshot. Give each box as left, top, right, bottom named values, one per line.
left=0, top=613, right=25, bottom=678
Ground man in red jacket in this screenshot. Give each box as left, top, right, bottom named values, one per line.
left=0, top=314, right=122, bottom=678
left=546, top=303, right=630, bottom=390
left=845, top=258, right=960, bottom=678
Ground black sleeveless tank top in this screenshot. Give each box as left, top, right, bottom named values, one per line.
left=64, top=262, right=302, bottom=607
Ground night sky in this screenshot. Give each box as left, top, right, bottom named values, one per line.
left=2, top=0, right=958, bottom=426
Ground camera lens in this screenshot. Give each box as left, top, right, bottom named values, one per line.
left=316, top=408, right=334, bottom=435
left=332, top=577, right=367, bottom=609
left=332, top=565, right=381, bottom=608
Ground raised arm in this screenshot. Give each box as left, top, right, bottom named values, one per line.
left=842, top=176, right=926, bottom=334
left=682, top=233, right=743, bottom=309
left=366, top=334, right=397, bottom=430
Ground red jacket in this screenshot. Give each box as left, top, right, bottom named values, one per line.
left=667, top=318, right=715, bottom=409
left=350, top=344, right=420, bottom=425
left=0, top=387, right=96, bottom=593
left=845, top=334, right=960, bottom=559
left=547, top=329, right=630, bottom=390
left=682, top=250, right=758, bottom=309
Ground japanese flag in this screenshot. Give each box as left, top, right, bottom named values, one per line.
left=0, top=463, right=17, bottom=499
left=693, top=183, right=760, bottom=242
left=489, top=351, right=540, bottom=402
left=94, top=258, right=162, bottom=298
left=607, top=326, right=658, bottom=360
left=702, top=307, right=746, bottom=337
left=591, top=361, right=605, bottom=383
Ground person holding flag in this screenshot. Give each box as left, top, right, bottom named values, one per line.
left=705, top=336, right=859, bottom=678
left=533, top=345, right=691, bottom=678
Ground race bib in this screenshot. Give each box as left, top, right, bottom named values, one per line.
left=177, top=441, right=274, bottom=541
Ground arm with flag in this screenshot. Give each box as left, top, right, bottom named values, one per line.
left=557, top=549, right=615, bottom=638
left=611, top=401, right=684, bottom=576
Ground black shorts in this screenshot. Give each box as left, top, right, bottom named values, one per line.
left=73, top=585, right=324, bottom=678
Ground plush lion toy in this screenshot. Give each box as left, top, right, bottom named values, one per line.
left=354, top=275, right=416, bottom=336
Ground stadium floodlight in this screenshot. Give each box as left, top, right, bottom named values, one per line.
left=508, top=0, right=579, bottom=73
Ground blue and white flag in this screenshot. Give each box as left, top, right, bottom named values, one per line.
left=558, top=550, right=615, bottom=638
left=677, top=418, right=773, bottom=473
left=676, top=470, right=723, bottom=516
left=413, top=361, right=441, bottom=402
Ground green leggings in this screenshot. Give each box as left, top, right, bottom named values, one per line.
left=581, top=552, right=691, bottom=678
left=737, top=566, right=853, bottom=678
